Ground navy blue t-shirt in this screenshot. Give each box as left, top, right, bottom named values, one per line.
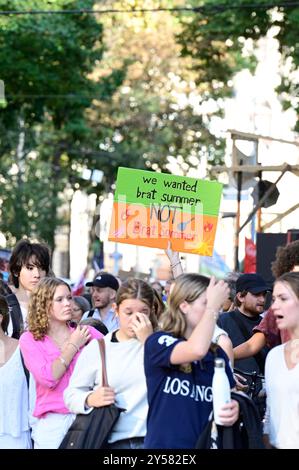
left=144, top=331, right=235, bottom=449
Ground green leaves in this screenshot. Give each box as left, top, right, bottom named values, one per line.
left=178, top=0, right=299, bottom=121
left=0, top=0, right=119, bottom=248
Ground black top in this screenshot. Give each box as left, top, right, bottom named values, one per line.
left=217, top=309, right=268, bottom=374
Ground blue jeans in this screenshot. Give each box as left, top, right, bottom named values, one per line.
left=107, top=437, right=144, bottom=449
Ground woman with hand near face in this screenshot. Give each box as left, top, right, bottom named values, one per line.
left=264, top=272, right=299, bottom=449
left=144, top=273, right=239, bottom=449
left=165, top=246, right=234, bottom=365
left=19, top=277, right=102, bottom=449
left=64, top=278, right=157, bottom=449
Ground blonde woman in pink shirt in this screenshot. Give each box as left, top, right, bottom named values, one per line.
left=19, top=277, right=102, bottom=449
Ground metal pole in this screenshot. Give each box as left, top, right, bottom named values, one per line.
left=234, top=140, right=242, bottom=271
left=255, top=142, right=262, bottom=233
left=257, top=180, right=262, bottom=231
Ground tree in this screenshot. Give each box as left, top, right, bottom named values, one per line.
left=88, top=0, right=226, bottom=187
left=0, top=0, right=125, bottom=248
left=178, top=0, right=299, bottom=130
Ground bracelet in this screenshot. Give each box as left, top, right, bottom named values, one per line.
left=58, top=356, right=68, bottom=369
left=206, top=307, right=219, bottom=321
left=67, top=342, right=80, bottom=353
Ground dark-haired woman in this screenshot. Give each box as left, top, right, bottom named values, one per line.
left=0, top=296, right=32, bottom=448
left=7, top=239, right=51, bottom=338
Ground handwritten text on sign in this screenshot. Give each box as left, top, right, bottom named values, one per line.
left=108, top=168, right=222, bottom=256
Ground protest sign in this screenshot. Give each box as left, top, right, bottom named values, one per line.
left=108, top=167, right=222, bottom=256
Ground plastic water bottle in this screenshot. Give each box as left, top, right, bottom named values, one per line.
left=212, top=358, right=231, bottom=425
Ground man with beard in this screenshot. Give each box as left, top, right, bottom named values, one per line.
left=81, top=272, right=119, bottom=332
left=217, top=273, right=269, bottom=377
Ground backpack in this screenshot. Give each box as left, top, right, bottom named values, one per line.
left=195, top=391, right=264, bottom=449
left=6, top=293, right=23, bottom=339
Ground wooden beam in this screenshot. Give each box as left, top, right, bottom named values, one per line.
left=211, top=164, right=299, bottom=174
left=227, top=129, right=299, bottom=147
left=262, top=202, right=299, bottom=231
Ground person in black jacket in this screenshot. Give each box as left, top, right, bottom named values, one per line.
left=196, top=390, right=264, bottom=449
left=6, top=239, right=51, bottom=338
left=217, top=273, right=270, bottom=417
left=217, top=273, right=269, bottom=376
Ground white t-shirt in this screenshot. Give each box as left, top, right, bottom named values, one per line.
left=212, top=324, right=228, bottom=344
left=0, top=347, right=31, bottom=448
left=264, top=343, right=299, bottom=449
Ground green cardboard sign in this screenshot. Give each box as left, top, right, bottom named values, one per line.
left=114, top=167, right=222, bottom=215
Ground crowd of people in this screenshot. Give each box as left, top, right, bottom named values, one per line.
left=1, top=237, right=299, bottom=449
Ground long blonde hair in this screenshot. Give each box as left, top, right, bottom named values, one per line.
left=160, top=273, right=210, bottom=337
left=28, top=277, right=71, bottom=340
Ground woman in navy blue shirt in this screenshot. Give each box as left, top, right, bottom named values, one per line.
left=144, top=273, right=239, bottom=449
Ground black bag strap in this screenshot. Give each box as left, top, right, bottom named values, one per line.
left=230, top=311, right=265, bottom=373
left=6, top=293, right=23, bottom=339
left=20, top=350, right=30, bottom=388
left=98, top=339, right=109, bottom=387
left=19, top=350, right=33, bottom=447
left=87, top=309, right=95, bottom=318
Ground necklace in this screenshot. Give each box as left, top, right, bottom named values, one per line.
left=49, top=333, right=71, bottom=351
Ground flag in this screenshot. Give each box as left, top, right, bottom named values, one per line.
left=200, top=250, right=231, bottom=278
left=244, top=238, right=256, bottom=273
left=72, top=268, right=88, bottom=296
left=92, top=240, right=104, bottom=272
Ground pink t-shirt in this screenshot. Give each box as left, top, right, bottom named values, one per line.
left=19, top=326, right=102, bottom=418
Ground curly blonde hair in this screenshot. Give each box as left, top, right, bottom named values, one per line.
left=28, top=277, right=71, bottom=340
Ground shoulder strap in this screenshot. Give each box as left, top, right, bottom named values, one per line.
left=87, top=309, right=95, bottom=318
left=20, top=350, right=30, bottom=388
left=229, top=311, right=265, bottom=373
left=6, top=293, right=23, bottom=339
left=98, top=339, right=108, bottom=387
